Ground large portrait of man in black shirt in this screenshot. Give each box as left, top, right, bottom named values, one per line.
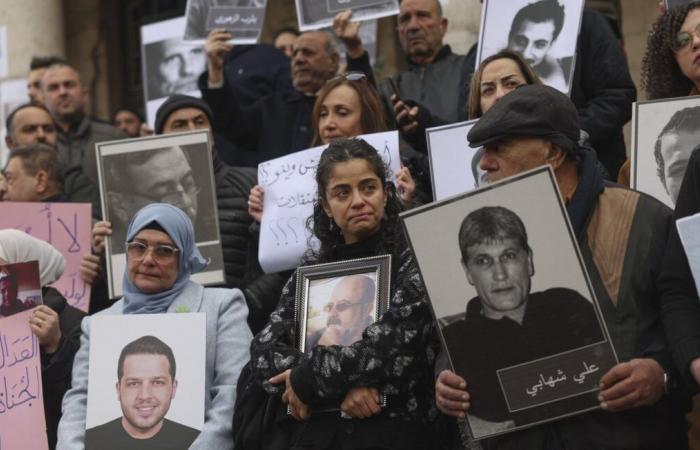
left=85, top=335, right=200, bottom=450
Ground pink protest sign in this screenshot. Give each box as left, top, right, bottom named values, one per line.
left=0, top=309, right=48, bottom=450
left=0, top=202, right=92, bottom=312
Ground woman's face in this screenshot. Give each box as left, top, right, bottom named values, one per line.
left=674, top=8, right=700, bottom=88
left=479, top=58, right=528, bottom=115
left=322, top=158, right=387, bottom=245
left=318, top=85, right=364, bottom=144
left=127, top=229, right=179, bottom=294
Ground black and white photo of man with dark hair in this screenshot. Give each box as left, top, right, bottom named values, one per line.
left=507, top=0, right=572, bottom=92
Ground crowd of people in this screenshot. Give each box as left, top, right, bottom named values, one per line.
left=2, top=0, right=700, bottom=449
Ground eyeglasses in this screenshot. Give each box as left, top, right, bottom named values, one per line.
left=671, top=23, right=700, bottom=52
left=126, top=241, right=180, bottom=263
left=328, top=72, right=367, bottom=84
left=324, top=300, right=372, bottom=313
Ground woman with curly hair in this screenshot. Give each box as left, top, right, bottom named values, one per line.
left=249, top=138, right=439, bottom=449
left=642, top=2, right=700, bottom=99
left=618, top=2, right=700, bottom=184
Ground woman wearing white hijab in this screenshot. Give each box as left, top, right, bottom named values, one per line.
left=0, top=229, right=85, bottom=450
left=57, top=203, right=252, bottom=450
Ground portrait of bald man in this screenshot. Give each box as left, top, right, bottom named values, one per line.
left=306, top=274, right=377, bottom=350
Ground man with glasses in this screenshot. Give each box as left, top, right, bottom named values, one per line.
left=306, top=275, right=376, bottom=349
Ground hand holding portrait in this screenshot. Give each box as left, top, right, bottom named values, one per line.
left=598, top=358, right=665, bottom=412
left=340, top=387, right=381, bottom=419
left=435, top=369, right=470, bottom=418
left=204, top=28, right=233, bottom=83
left=30, top=305, right=62, bottom=354
left=333, top=10, right=363, bottom=59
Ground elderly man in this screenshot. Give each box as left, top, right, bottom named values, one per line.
left=382, top=0, right=472, bottom=128
left=200, top=21, right=371, bottom=167
left=4, top=103, right=101, bottom=212
left=85, top=336, right=199, bottom=448
left=41, top=63, right=125, bottom=215
left=435, top=85, right=689, bottom=448
left=307, top=275, right=376, bottom=349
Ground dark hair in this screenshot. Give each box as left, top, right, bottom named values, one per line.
left=117, top=335, right=176, bottom=381
left=272, top=26, right=300, bottom=42
left=466, top=49, right=541, bottom=119
left=6, top=102, right=52, bottom=132
left=458, top=206, right=530, bottom=263
left=653, top=106, right=700, bottom=188
left=311, top=76, right=388, bottom=146
left=29, top=56, right=67, bottom=71
left=642, top=2, right=700, bottom=99
left=508, top=0, right=566, bottom=44
left=112, top=108, right=144, bottom=124
left=307, top=138, right=404, bottom=262
left=8, top=144, right=64, bottom=191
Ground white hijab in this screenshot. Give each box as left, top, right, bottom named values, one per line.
left=0, top=230, right=66, bottom=286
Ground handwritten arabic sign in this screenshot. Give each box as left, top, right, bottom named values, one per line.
left=205, top=6, right=265, bottom=43
left=0, top=310, right=49, bottom=450
left=258, top=131, right=400, bottom=273
left=0, top=202, right=92, bottom=312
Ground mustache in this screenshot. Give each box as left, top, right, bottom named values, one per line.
left=327, top=317, right=341, bottom=326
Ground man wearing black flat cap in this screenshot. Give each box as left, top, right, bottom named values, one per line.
left=435, top=84, right=691, bottom=448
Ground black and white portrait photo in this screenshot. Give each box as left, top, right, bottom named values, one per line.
left=183, top=0, right=267, bottom=43
left=426, top=119, right=481, bottom=201
left=477, top=0, right=584, bottom=95
left=295, top=0, right=399, bottom=31
left=86, top=314, right=206, bottom=450
left=631, top=95, right=700, bottom=208
left=141, top=16, right=206, bottom=126
left=96, top=130, right=224, bottom=299
left=401, top=167, right=617, bottom=440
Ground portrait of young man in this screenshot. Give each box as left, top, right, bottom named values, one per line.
left=305, top=274, right=377, bottom=350
left=0, top=270, right=34, bottom=317
left=85, top=335, right=200, bottom=449
left=144, top=37, right=206, bottom=101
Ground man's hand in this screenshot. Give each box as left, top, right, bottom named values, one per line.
left=205, top=29, right=233, bottom=85
left=91, top=221, right=112, bottom=256
left=391, top=95, right=420, bottom=136
left=80, top=254, right=102, bottom=285
left=598, top=358, right=665, bottom=412
left=435, top=370, right=470, bottom=418
left=333, top=10, right=363, bottom=59
left=340, top=387, right=381, bottom=418
left=269, top=369, right=311, bottom=421
left=29, top=305, right=62, bottom=354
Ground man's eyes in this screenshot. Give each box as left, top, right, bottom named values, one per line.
left=534, top=40, right=549, bottom=49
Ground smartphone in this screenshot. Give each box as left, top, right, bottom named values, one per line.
left=387, top=77, right=402, bottom=101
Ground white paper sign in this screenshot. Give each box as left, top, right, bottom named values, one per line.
left=426, top=120, right=482, bottom=201
left=258, top=131, right=401, bottom=273
left=677, top=213, right=700, bottom=297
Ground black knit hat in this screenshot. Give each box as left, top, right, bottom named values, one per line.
left=467, top=84, right=580, bottom=155
left=154, top=94, right=214, bottom=134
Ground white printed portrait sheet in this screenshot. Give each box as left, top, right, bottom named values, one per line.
left=141, top=17, right=206, bottom=127
left=477, top=0, right=584, bottom=95
left=183, top=0, right=267, bottom=43
left=96, top=130, right=224, bottom=299
left=400, top=167, right=617, bottom=441
left=631, top=95, right=700, bottom=208
left=257, top=131, right=401, bottom=273
left=85, top=314, right=206, bottom=449
left=295, top=0, right=399, bottom=31
left=426, top=119, right=482, bottom=201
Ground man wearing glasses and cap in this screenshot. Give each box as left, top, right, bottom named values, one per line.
left=306, top=275, right=376, bottom=349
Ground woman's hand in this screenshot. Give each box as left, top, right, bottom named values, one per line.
left=91, top=221, right=112, bottom=256
left=269, top=369, right=311, bottom=421
left=435, top=370, right=470, bottom=418
left=340, top=387, right=381, bottom=419
left=29, top=305, right=62, bottom=354
left=248, top=185, right=265, bottom=223
left=396, top=166, right=416, bottom=205
left=205, top=29, right=233, bottom=85
left=80, top=253, right=102, bottom=285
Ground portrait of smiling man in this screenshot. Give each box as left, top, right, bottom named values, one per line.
left=85, top=335, right=200, bottom=449
left=440, top=205, right=603, bottom=432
